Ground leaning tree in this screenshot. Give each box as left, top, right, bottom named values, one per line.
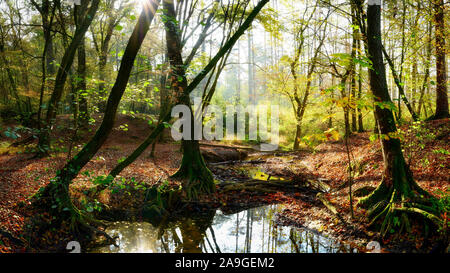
left=34, top=0, right=161, bottom=233
left=103, top=0, right=270, bottom=199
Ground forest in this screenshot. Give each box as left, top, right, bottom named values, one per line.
left=0, top=0, right=448, bottom=254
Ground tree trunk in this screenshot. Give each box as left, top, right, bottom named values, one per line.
left=0, top=37, right=22, bottom=113
left=37, top=0, right=101, bottom=156
left=411, top=62, right=417, bottom=111
left=247, top=30, right=254, bottom=105
left=417, top=19, right=432, bottom=117
left=359, top=1, right=435, bottom=235
left=293, top=118, right=302, bottom=150
left=98, top=53, right=108, bottom=112
left=77, top=38, right=89, bottom=128
left=162, top=0, right=214, bottom=197
left=75, top=3, right=89, bottom=127
left=381, top=47, right=419, bottom=121
left=44, top=27, right=55, bottom=75
left=432, top=0, right=449, bottom=119
left=105, top=0, right=270, bottom=184
left=37, top=3, right=57, bottom=137
left=357, top=38, right=364, bottom=132
left=350, top=7, right=358, bottom=132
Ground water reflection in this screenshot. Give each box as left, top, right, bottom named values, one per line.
left=91, top=205, right=354, bottom=253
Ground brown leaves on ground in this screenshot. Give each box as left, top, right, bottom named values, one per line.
left=0, top=114, right=180, bottom=252
left=276, top=118, right=449, bottom=252
left=0, top=115, right=448, bottom=252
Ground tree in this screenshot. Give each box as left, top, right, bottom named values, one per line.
left=91, top=0, right=133, bottom=112
left=161, top=0, right=215, bottom=197
left=417, top=16, right=433, bottom=117
left=381, top=45, right=419, bottom=122
left=30, top=0, right=56, bottom=75
left=358, top=0, right=440, bottom=235
left=29, top=0, right=58, bottom=136
left=34, top=0, right=161, bottom=232
left=431, top=0, right=449, bottom=119
left=105, top=0, right=270, bottom=197
left=0, top=23, right=22, bottom=113
left=74, top=0, right=91, bottom=127
left=37, top=0, right=101, bottom=156
left=268, top=3, right=330, bottom=150
left=291, top=4, right=328, bottom=149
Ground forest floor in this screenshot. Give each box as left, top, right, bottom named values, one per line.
left=0, top=114, right=448, bottom=253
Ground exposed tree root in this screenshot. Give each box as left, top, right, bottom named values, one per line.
left=172, top=167, right=215, bottom=200
left=171, top=143, right=216, bottom=200
left=356, top=151, right=445, bottom=238
left=32, top=177, right=119, bottom=248
left=358, top=177, right=443, bottom=238
left=395, top=207, right=442, bottom=227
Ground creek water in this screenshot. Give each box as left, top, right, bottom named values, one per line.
left=90, top=205, right=355, bottom=253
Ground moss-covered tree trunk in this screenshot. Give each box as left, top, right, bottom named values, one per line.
left=172, top=138, right=215, bottom=197
left=358, top=1, right=439, bottom=235
left=162, top=0, right=214, bottom=198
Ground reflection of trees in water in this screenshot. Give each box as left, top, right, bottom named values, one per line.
left=156, top=210, right=218, bottom=253
left=287, top=228, right=353, bottom=253
left=96, top=205, right=353, bottom=253
left=99, top=222, right=161, bottom=253
left=236, top=205, right=351, bottom=254
left=228, top=204, right=280, bottom=253
left=244, top=207, right=253, bottom=252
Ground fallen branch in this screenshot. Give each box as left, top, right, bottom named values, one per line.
left=10, top=135, right=36, bottom=147
left=199, top=142, right=257, bottom=151
left=208, top=159, right=265, bottom=166
left=217, top=179, right=320, bottom=194
left=306, top=179, right=331, bottom=193
left=317, top=193, right=347, bottom=225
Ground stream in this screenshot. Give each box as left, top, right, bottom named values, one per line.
left=90, top=205, right=356, bottom=253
